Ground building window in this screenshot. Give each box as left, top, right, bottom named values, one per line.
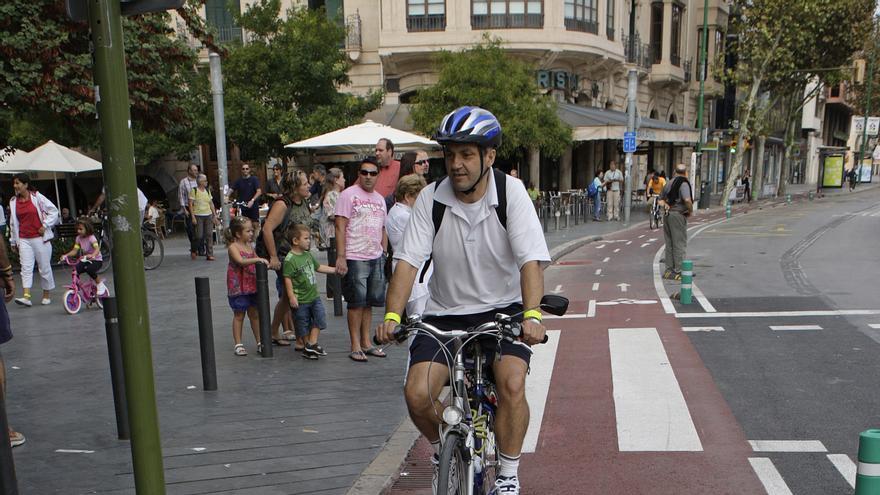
left=408, top=0, right=446, bottom=31
left=206, top=0, right=242, bottom=43
left=606, top=0, right=614, bottom=40
left=670, top=3, right=682, bottom=66
left=472, top=1, right=544, bottom=29
left=649, top=2, right=663, bottom=64
left=564, top=0, right=598, bottom=34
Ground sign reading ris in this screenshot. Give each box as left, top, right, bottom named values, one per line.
left=536, top=70, right=580, bottom=94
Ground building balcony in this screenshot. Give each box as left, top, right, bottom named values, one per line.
left=622, top=35, right=653, bottom=72
left=648, top=60, right=686, bottom=88
left=407, top=14, right=446, bottom=32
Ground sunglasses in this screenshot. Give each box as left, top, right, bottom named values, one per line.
left=360, top=169, right=379, bottom=176
left=416, top=160, right=429, bottom=165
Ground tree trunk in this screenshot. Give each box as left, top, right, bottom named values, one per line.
left=721, top=75, right=763, bottom=205
left=777, top=93, right=800, bottom=197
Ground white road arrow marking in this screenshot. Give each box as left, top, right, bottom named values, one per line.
left=617, top=283, right=630, bottom=292
left=551, top=284, right=563, bottom=294
left=595, top=269, right=602, bottom=275
left=592, top=282, right=600, bottom=291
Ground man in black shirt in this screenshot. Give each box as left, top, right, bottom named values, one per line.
left=230, top=164, right=262, bottom=222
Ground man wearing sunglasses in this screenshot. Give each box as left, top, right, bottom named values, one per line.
left=230, top=164, right=262, bottom=222
left=334, top=157, right=389, bottom=363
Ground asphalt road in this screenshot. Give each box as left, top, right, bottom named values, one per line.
left=679, top=187, right=880, bottom=494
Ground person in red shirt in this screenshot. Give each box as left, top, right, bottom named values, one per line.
left=374, top=138, right=401, bottom=206
left=8, top=173, right=58, bottom=307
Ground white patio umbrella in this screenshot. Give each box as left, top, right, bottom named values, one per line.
left=285, top=120, right=438, bottom=152
left=0, top=140, right=103, bottom=209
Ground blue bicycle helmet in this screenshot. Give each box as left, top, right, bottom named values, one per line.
left=434, top=106, right=502, bottom=150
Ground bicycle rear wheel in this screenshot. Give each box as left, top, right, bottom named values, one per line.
left=142, top=229, right=164, bottom=270
left=438, top=432, right=470, bottom=495
left=97, top=236, right=112, bottom=274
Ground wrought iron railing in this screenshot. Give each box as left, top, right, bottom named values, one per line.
left=683, top=59, right=692, bottom=82
left=471, top=13, right=543, bottom=29
left=345, top=12, right=362, bottom=52
left=606, top=26, right=615, bottom=40
left=407, top=14, right=446, bottom=31
left=622, top=35, right=653, bottom=70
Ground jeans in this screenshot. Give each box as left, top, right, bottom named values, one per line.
left=342, top=256, right=386, bottom=308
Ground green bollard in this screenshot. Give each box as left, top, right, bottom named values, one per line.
left=856, top=429, right=880, bottom=494
left=786, top=194, right=792, bottom=205
left=808, top=191, right=814, bottom=201
left=680, top=260, right=693, bottom=305
left=725, top=203, right=731, bottom=219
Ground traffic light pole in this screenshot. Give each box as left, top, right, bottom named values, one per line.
left=86, top=0, right=166, bottom=492
left=695, top=0, right=709, bottom=207
left=623, top=0, right=638, bottom=226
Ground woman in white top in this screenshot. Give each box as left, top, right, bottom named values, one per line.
left=8, top=173, right=58, bottom=306
left=319, top=168, right=345, bottom=247
left=385, top=174, right=429, bottom=317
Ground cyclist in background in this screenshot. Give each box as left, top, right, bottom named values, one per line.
left=377, top=106, right=549, bottom=495
left=647, top=171, right=666, bottom=211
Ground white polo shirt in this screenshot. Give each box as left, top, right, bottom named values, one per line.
left=395, top=170, right=550, bottom=316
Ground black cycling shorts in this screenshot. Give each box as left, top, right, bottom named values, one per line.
left=407, top=304, right=532, bottom=368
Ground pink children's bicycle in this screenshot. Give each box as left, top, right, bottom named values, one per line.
left=61, top=257, right=106, bottom=314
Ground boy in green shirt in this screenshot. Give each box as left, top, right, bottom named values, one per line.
left=283, top=224, right=337, bottom=359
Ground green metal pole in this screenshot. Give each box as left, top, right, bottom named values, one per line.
left=86, top=0, right=166, bottom=492
left=859, top=53, right=874, bottom=177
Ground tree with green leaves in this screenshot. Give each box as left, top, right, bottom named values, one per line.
left=720, top=0, right=873, bottom=202
left=199, top=0, right=382, bottom=163
left=0, top=0, right=201, bottom=164
left=410, top=37, right=571, bottom=166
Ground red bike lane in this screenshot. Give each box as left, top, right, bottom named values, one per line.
left=387, top=208, right=775, bottom=494
left=520, top=224, right=764, bottom=494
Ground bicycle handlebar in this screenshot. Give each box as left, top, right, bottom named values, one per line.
left=373, top=317, right=549, bottom=347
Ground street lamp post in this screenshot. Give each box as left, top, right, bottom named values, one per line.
left=696, top=0, right=710, bottom=208
left=623, top=0, right=638, bottom=225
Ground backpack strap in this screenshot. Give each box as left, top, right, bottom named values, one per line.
left=492, top=168, right=507, bottom=230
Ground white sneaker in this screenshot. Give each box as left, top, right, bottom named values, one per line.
left=489, top=475, right=520, bottom=494
left=97, top=282, right=109, bottom=297
left=41, top=298, right=51, bottom=305
left=14, top=297, right=32, bottom=307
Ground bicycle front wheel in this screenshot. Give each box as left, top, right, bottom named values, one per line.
left=438, top=432, right=470, bottom=495
left=142, top=229, right=164, bottom=270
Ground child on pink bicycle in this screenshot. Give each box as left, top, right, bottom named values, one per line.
left=60, top=218, right=109, bottom=297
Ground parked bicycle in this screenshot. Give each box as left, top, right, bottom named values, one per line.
left=93, top=211, right=165, bottom=273
left=375, top=295, right=569, bottom=495
left=60, top=257, right=106, bottom=314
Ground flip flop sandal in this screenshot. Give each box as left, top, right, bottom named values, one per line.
left=234, top=344, right=247, bottom=356
left=272, top=338, right=291, bottom=346
left=349, top=351, right=368, bottom=362
left=282, top=331, right=296, bottom=341
left=363, top=347, right=387, bottom=358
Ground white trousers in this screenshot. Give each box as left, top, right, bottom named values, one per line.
left=18, top=237, right=55, bottom=291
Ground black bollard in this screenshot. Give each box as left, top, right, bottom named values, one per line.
left=102, top=298, right=130, bottom=440
left=194, top=278, right=218, bottom=391
left=255, top=263, right=273, bottom=358
left=327, top=240, right=343, bottom=317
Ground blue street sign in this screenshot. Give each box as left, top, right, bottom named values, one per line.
left=623, top=131, right=637, bottom=153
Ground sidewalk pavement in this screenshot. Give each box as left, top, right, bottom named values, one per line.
left=1, top=207, right=643, bottom=494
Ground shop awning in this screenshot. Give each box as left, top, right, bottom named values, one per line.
left=557, top=103, right=700, bottom=143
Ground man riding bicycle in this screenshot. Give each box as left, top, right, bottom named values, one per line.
left=647, top=171, right=666, bottom=209
left=377, top=106, right=549, bottom=494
